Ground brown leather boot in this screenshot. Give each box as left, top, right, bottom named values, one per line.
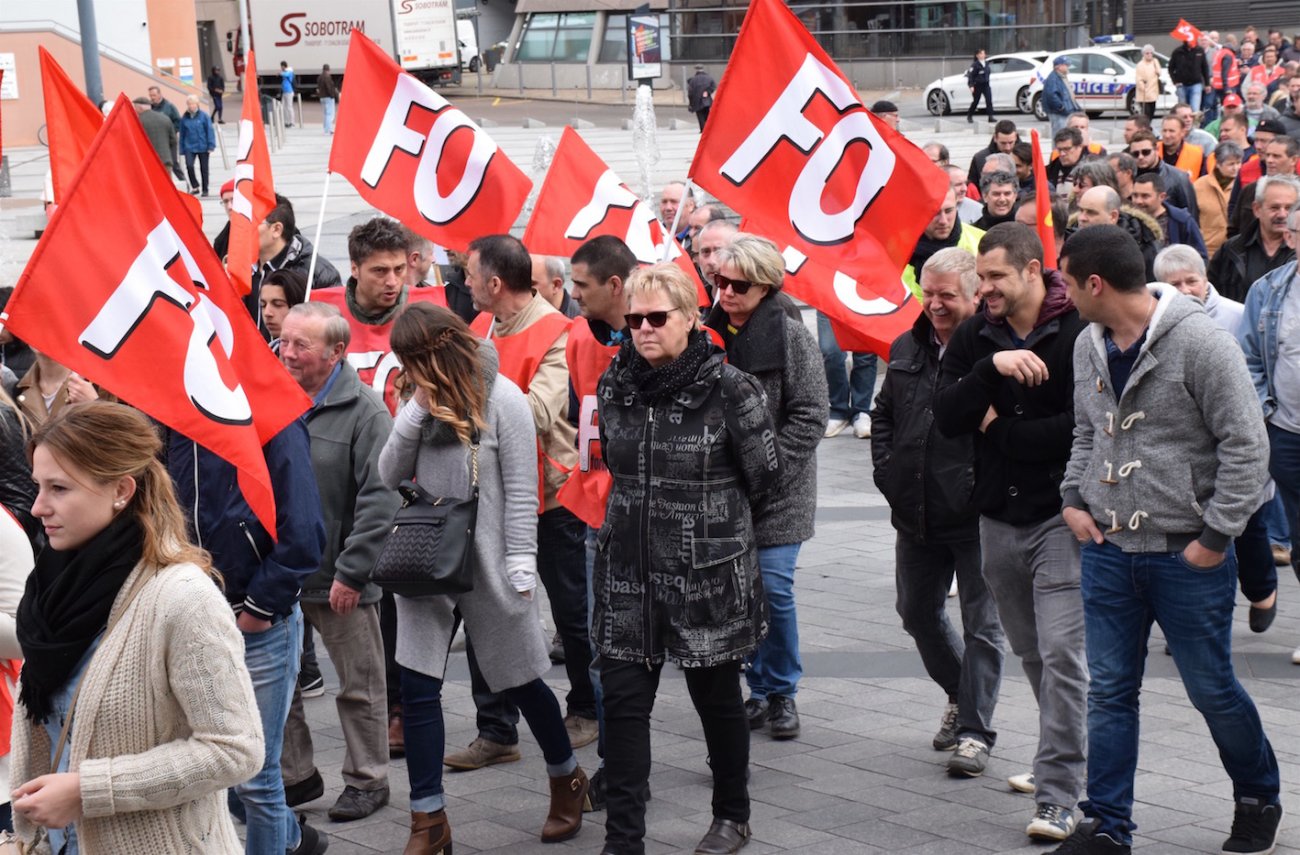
left=540, top=766, right=589, bottom=843
left=388, top=706, right=405, bottom=758
left=403, top=809, right=451, bottom=855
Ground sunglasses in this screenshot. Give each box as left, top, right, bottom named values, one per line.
left=1130, top=147, right=1154, bottom=156
left=624, top=308, right=680, bottom=329
left=711, top=273, right=756, bottom=295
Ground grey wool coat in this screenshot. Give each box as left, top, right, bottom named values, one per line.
left=376, top=344, right=550, bottom=692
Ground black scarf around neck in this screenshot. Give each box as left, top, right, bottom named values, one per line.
left=16, top=513, right=143, bottom=723
left=627, top=328, right=711, bottom=403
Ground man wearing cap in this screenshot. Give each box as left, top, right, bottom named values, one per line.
left=1205, top=92, right=1245, bottom=139
left=687, top=64, right=716, bottom=132
left=1042, top=57, right=1081, bottom=136
left=214, top=179, right=236, bottom=260
left=871, top=100, right=900, bottom=132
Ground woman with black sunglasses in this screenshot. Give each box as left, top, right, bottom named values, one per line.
left=594, top=263, right=781, bottom=855
left=704, top=234, right=828, bottom=743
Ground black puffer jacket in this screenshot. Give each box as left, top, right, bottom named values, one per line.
left=870, top=313, right=977, bottom=543
left=933, top=271, right=1088, bottom=525
left=594, top=336, right=781, bottom=667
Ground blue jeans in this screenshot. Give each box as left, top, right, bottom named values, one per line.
left=1234, top=500, right=1278, bottom=603
left=1079, top=541, right=1279, bottom=843
left=745, top=543, right=802, bottom=700
left=1262, top=493, right=1289, bottom=547
left=1176, top=83, right=1204, bottom=115
left=816, top=312, right=878, bottom=420
left=1049, top=112, right=1070, bottom=136
left=401, top=667, right=576, bottom=812
left=233, top=607, right=304, bottom=853
left=321, top=96, right=336, bottom=134
left=1267, top=423, right=1300, bottom=577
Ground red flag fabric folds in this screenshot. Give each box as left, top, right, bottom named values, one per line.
left=688, top=0, right=945, bottom=348
left=228, top=51, right=277, bottom=297
left=329, top=30, right=531, bottom=251
left=522, top=127, right=708, bottom=305
left=1030, top=130, right=1059, bottom=269
left=39, top=47, right=105, bottom=204
left=2, top=96, right=310, bottom=537
left=1170, top=19, right=1203, bottom=45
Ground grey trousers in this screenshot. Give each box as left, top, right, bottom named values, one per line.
left=282, top=601, right=390, bottom=790
left=979, top=515, right=1087, bottom=810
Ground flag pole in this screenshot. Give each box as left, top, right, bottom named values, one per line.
left=304, top=172, right=332, bottom=300
left=662, top=177, right=695, bottom=261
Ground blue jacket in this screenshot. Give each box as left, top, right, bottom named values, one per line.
left=166, top=419, right=326, bottom=620
left=1239, top=259, right=1299, bottom=420
left=178, top=109, right=216, bottom=154
left=1042, top=70, right=1078, bottom=116
left=1162, top=204, right=1207, bottom=260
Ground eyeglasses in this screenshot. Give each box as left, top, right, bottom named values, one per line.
left=711, top=273, right=755, bottom=295
left=1130, top=147, right=1154, bottom=157
left=220, top=197, right=233, bottom=208
left=624, top=308, right=680, bottom=329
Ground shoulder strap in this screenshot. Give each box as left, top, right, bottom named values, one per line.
left=50, top=573, right=147, bottom=772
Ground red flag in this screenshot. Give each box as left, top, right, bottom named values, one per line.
left=1170, top=18, right=1203, bottom=44
left=228, top=51, right=277, bottom=297
left=1030, top=130, right=1058, bottom=269
left=0, top=70, right=5, bottom=166
left=329, top=30, right=531, bottom=251
left=688, top=0, right=945, bottom=343
left=522, top=127, right=709, bottom=306
left=2, top=95, right=310, bottom=538
left=39, top=48, right=105, bottom=204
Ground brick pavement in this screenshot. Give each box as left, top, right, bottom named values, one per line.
left=3, top=96, right=1298, bottom=855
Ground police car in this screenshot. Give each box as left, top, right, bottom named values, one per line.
left=923, top=52, right=1051, bottom=116
left=1027, top=40, right=1177, bottom=119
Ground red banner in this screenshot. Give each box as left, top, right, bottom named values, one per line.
left=1170, top=18, right=1203, bottom=44
left=688, top=0, right=945, bottom=345
left=2, top=96, right=310, bottom=537
left=328, top=30, right=532, bottom=252
left=228, top=51, right=277, bottom=297
left=1031, top=130, right=1058, bottom=269
left=39, top=48, right=105, bottom=204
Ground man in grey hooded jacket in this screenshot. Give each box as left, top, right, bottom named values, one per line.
left=1054, top=225, right=1280, bottom=855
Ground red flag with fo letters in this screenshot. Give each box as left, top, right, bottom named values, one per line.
left=688, top=0, right=946, bottom=342
left=329, top=30, right=531, bottom=251
left=522, top=127, right=709, bottom=306
left=227, top=51, right=277, bottom=297
left=1, top=95, right=310, bottom=538
left=1170, top=19, right=1203, bottom=45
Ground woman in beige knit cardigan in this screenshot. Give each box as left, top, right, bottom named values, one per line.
left=8, top=402, right=264, bottom=854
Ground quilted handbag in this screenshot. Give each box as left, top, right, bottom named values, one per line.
left=372, top=436, right=479, bottom=598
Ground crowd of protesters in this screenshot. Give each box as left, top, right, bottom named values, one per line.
left=3, top=25, right=1300, bottom=855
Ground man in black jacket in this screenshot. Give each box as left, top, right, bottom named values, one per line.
left=1208, top=174, right=1299, bottom=301
left=967, top=120, right=1020, bottom=191
left=871, top=247, right=1005, bottom=765
left=933, top=223, right=1088, bottom=844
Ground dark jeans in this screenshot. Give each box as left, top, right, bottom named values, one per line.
left=816, top=312, right=878, bottom=420
left=1141, top=101, right=1156, bottom=119
left=1234, top=500, right=1279, bottom=603
left=1079, top=540, right=1279, bottom=844
left=601, top=658, right=749, bottom=854
left=894, top=531, right=1005, bottom=744
left=1267, top=423, right=1300, bottom=579
left=967, top=81, right=995, bottom=119
left=211, top=93, right=224, bottom=122
left=184, top=150, right=210, bottom=194
left=400, top=666, right=574, bottom=811
left=468, top=508, right=596, bottom=739
left=381, top=590, right=401, bottom=714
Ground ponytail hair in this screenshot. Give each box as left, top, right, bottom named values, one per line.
left=30, top=401, right=218, bottom=583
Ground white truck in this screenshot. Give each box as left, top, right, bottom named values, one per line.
left=247, top=0, right=461, bottom=93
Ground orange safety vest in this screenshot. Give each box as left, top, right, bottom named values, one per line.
left=471, top=310, right=573, bottom=513
left=310, top=286, right=451, bottom=415
left=1158, top=141, right=1205, bottom=179
left=556, top=318, right=621, bottom=529
left=1211, top=48, right=1241, bottom=90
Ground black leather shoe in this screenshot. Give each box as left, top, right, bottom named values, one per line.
left=285, top=769, right=325, bottom=807
left=743, top=698, right=769, bottom=730
left=584, top=767, right=651, bottom=813
left=328, top=785, right=391, bottom=821
left=694, top=818, right=751, bottom=854
left=289, top=816, right=329, bottom=854
left=767, top=695, right=800, bottom=740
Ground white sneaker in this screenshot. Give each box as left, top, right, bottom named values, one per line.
left=1291, top=644, right=1300, bottom=665
left=852, top=413, right=872, bottom=438
left=1007, top=772, right=1036, bottom=793
left=948, top=576, right=958, bottom=598
left=825, top=418, right=849, bottom=438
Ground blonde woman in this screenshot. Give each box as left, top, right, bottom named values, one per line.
left=378, top=302, right=587, bottom=855
left=10, top=401, right=263, bottom=853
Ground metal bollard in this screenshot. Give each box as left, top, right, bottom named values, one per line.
left=216, top=123, right=231, bottom=170
left=586, top=64, right=592, bottom=101
left=0, top=156, right=10, bottom=198
left=551, top=62, right=557, bottom=97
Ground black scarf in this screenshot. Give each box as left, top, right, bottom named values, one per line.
left=16, top=513, right=143, bottom=723
left=627, top=328, right=711, bottom=403
left=909, top=220, right=964, bottom=273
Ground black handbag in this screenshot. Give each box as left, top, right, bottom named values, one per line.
left=372, top=435, right=479, bottom=597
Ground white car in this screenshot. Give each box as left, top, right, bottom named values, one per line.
left=924, top=52, right=1051, bottom=116
left=1028, top=47, right=1177, bottom=119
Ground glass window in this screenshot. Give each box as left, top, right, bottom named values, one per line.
left=516, top=13, right=558, bottom=62
left=516, top=12, right=594, bottom=62
left=1084, top=54, right=1122, bottom=75
left=600, top=14, right=628, bottom=63
left=1004, top=58, right=1036, bottom=71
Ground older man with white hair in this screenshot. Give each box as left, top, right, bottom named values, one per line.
left=178, top=93, right=216, bottom=196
